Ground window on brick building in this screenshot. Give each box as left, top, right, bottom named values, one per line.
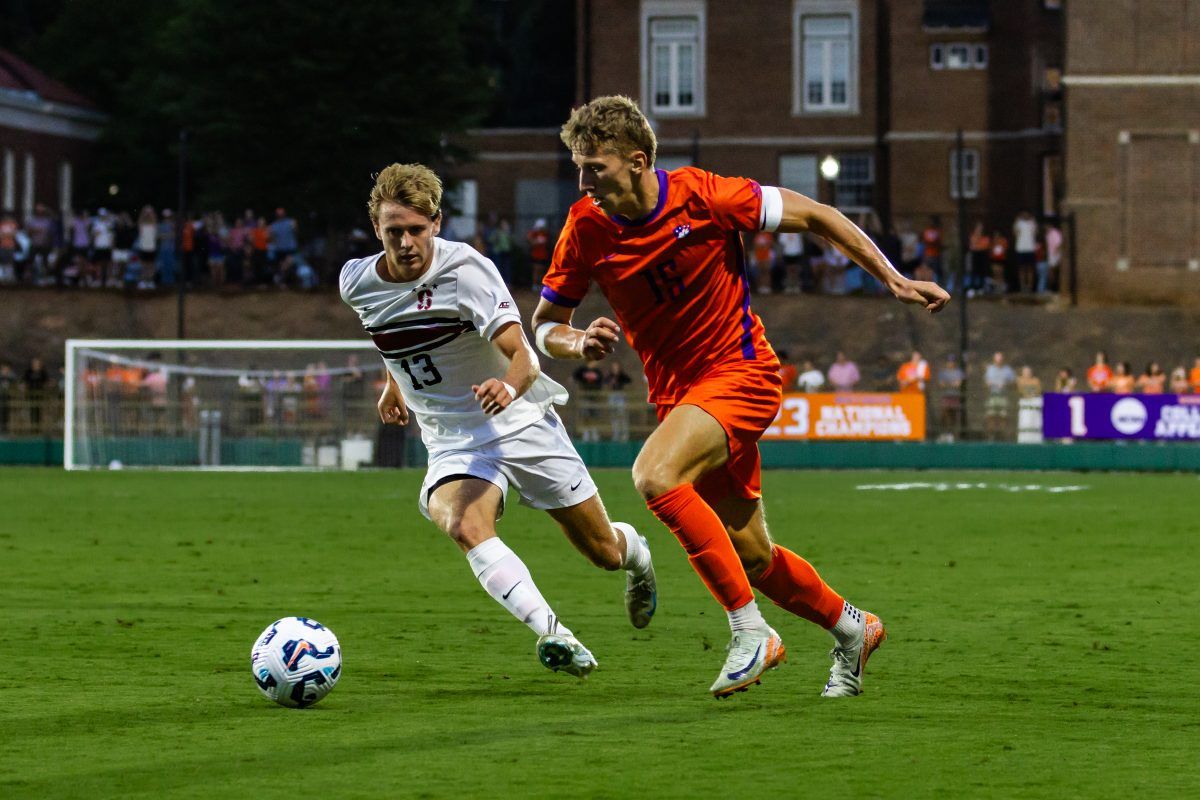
left=642, top=2, right=705, bottom=117
left=779, top=155, right=819, bottom=199
left=949, top=148, right=980, bottom=199
left=834, top=153, right=873, bottom=209
left=930, top=42, right=987, bottom=71
left=795, top=1, right=858, bottom=114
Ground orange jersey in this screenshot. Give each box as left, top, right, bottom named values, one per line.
left=543, top=167, right=777, bottom=404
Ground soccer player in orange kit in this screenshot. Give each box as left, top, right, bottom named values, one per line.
left=532, top=96, right=949, bottom=698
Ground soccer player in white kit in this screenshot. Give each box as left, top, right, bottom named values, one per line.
left=340, top=163, right=656, bottom=678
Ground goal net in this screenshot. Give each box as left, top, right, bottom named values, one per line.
left=64, top=339, right=398, bottom=470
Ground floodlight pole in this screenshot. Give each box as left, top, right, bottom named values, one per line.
left=177, top=129, right=188, bottom=340
left=955, top=128, right=969, bottom=439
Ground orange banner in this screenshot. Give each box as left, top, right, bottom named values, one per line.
left=763, top=393, right=926, bottom=441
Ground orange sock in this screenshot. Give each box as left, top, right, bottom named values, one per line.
left=751, top=545, right=844, bottom=628
left=646, top=484, right=753, bottom=611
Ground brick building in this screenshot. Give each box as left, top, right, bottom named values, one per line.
left=1062, top=1, right=1200, bottom=304
left=455, top=0, right=1064, bottom=278
left=0, top=48, right=104, bottom=218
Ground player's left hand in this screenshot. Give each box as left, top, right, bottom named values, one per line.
left=473, top=378, right=515, bottom=416
left=894, top=279, right=950, bottom=313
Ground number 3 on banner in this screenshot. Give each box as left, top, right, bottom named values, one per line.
left=1068, top=395, right=1087, bottom=437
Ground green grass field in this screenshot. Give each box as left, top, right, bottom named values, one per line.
left=3, top=467, right=1198, bottom=799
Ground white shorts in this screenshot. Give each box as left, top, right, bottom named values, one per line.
left=418, top=411, right=598, bottom=520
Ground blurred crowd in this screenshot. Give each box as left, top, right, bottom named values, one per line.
left=0, top=205, right=321, bottom=290
left=1, top=203, right=1065, bottom=298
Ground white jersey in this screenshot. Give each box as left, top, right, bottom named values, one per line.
left=340, top=239, right=568, bottom=453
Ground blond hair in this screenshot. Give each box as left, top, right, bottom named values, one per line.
left=368, top=163, right=443, bottom=223
left=560, top=95, right=657, bottom=164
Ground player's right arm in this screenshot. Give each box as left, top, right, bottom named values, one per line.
left=377, top=367, right=409, bottom=425
left=531, top=299, right=620, bottom=361
left=530, top=212, right=621, bottom=361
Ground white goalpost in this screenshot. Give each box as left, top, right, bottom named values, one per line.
left=64, top=339, right=384, bottom=470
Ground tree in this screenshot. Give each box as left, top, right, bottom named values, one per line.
left=29, top=0, right=493, bottom=223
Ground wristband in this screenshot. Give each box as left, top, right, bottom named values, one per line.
left=500, top=381, right=517, bottom=400
left=534, top=320, right=559, bottom=357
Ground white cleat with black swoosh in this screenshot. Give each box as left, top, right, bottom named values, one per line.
left=709, top=626, right=786, bottom=698
left=822, top=612, right=886, bottom=697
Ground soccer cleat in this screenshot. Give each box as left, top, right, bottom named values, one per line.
left=709, top=626, right=786, bottom=698
left=821, top=612, right=886, bottom=698
left=624, top=535, right=657, bottom=629
left=536, top=632, right=598, bottom=679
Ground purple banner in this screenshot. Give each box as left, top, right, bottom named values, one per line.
left=1043, top=393, right=1200, bottom=440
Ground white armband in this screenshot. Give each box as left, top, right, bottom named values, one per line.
left=759, top=185, right=783, bottom=232
left=535, top=320, right=560, bottom=358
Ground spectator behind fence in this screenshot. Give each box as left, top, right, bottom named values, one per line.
left=1169, top=366, right=1190, bottom=394
left=1086, top=351, right=1112, bottom=392
left=777, top=350, right=799, bottom=390
left=1136, top=362, right=1166, bottom=394
left=1016, top=365, right=1042, bottom=398
left=604, top=361, right=633, bottom=442
left=0, top=361, right=14, bottom=432
left=1054, top=367, right=1078, bottom=393
left=0, top=211, right=17, bottom=283
left=777, top=231, right=804, bottom=294
left=527, top=218, right=551, bottom=291
left=487, top=218, right=514, bottom=284
left=870, top=354, right=895, bottom=391
left=921, top=216, right=943, bottom=283
left=989, top=229, right=1009, bottom=294
left=984, top=351, right=1015, bottom=441
left=1190, top=357, right=1200, bottom=393
left=571, top=359, right=604, bottom=442
left=23, top=357, right=50, bottom=429
left=1045, top=221, right=1063, bottom=293
left=797, top=359, right=825, bottom=393
left=968, top=220, right=990, bottom=294
left=1110, top=361, right=1135, bottom=394
left=897, top=350, right=930, bottom=394
left=937, top=354, right=964, bottom=441
left=827, top=351, right=860, bottom=393
left=750, top=229, right=775, bottom=294
left=26, top=203, right=56, bottom=286
left=269, top=207, right=298, bottom=266
left=1013, top=211, right=1038, bottom=294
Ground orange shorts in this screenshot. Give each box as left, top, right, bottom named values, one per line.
left=655, top=362, right=783, bottom=501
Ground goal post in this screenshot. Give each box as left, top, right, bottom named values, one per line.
left=64, top=339, right=389, bottom=470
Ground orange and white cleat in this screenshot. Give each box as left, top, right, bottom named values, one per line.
left=821, top=612, right=886, bottom=697
left=710, top=627, right=786, bottom=698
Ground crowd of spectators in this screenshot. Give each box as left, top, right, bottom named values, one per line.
left=0, top=205, right=320, bottom=290
left=1, top=202, right=1067, bottom=299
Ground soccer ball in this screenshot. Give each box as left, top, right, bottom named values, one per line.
left=250, top=617, right=342, bottom=708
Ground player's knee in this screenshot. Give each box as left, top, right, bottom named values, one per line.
left=632, top=462, right=681, bottom=500
left=442, top=515, right=491, bottom=549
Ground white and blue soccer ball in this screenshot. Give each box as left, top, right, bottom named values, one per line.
left=251, top=616, right=342, bottom=708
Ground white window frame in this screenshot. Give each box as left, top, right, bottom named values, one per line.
left=833, top=152, right=874, bottom=210
left=949, top=148, right=980, bottom=199
left=930, top=44, right=945, bottom=70
left=2, top=149, right=13, bottom=211
left=779, top=154, right=819, bottom=199
left=22, top=153, right=35, bottom=218
left=641, top=1, right=706, bottom=118
left=973, top=44, right=989, bottom=68
left=794, top=0, right=860, bottom=115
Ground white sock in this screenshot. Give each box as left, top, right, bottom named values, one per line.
left=831, top=601, right=866, bottom=647
left=613, top=522, right=651, bottom=576
left=465, top=537, right=571, bottom=637
left=727, top=598, right=767, bottom=633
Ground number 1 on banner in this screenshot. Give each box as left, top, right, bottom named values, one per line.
left=1068, top=395, right=1087, bottom=436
